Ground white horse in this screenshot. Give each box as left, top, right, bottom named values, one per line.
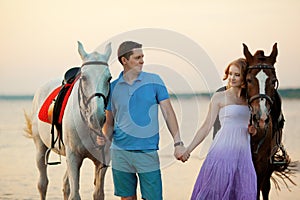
left=24, top=41, right=112, bottom=200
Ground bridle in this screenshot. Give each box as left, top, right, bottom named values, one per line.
left=78, top=61, right=110, bottom=167
left=79, top=61, right=110, bottom=109
left=246, top=64, right=277, bottom=106
left=246, top=64, right=288, bottom=167
left=246, top=64, right=278, bottom=154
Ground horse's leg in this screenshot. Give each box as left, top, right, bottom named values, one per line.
left=66, top=149, right=83, bottom=200
left=261, top=166, right=273, bottom=200
left=256, top=181, right=261, bottom=200
left=33, top=135, right=48, bottom=200
left=93, top=160, right=108, bottom=200
left=254, top=164, right=262, bottom=200
left=261, top=180, right=271, bottom=200
left=92, top=144, right=110, bottom=200
left=62, top=170, right=70, bottom=200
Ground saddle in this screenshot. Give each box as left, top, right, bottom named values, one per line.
left=38, top=67, right=80, bottom=164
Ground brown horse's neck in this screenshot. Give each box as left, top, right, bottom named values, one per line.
left=271, top=90, right=284, bottom=134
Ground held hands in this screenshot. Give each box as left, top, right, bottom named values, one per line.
left=174, top=144, right=191, bottom=163
left=174, top=145, right=186, bottom=160
left=180, top=149, right=190, bottom=163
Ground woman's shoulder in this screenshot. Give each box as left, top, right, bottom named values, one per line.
left=212, top=90, right=226, bottom=100
left=211, top=91, right=225, bottom=107
left=211, top=90, right=233, bottom=107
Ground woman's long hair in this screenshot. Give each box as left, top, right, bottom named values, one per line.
left=223, top=58, right=248, bottom=98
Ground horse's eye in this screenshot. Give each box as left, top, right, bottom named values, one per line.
left=81, top=75, right=87, bottom=81
left=247, top=78, right=252, bottom=84
left=272, top=79, right=278, bottom=89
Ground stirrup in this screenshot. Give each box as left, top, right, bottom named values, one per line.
left=45, top=148, right=61, bottom=165
left=272, top=160, right=288, bottom=166
left=270, top=145, right=289, bottom=168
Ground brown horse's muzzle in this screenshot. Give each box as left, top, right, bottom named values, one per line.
left=251, top=105, right=271, bottom=130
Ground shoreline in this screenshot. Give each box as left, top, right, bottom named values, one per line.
left=2, top=87, right=300, bottom=101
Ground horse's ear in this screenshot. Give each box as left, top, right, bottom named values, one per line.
left=103, top=42, right=112, bottom=62
left=243, top=43, right=253, bottom=63
left=269, top=43, right=278, bottom=65
left=78, top=41, right=88, bottom=60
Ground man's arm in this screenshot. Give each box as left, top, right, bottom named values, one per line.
left=95, top=110, right=113, bottom=166
left=96, top=110, right=114, bottom=145
left=159, top=99, right=185, bottom=160
left=103, top=110, right=114, bottom=142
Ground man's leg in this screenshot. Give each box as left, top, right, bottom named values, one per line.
left=121, top=195, right=137, bottom=200
left=135, top=150, right=162, bottom=200
left=139, top=170, right=162, bottom=200
left=111, top=150, right=137, bottom=198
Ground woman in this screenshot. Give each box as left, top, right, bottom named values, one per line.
left=181, top=58, right=257, bottom=200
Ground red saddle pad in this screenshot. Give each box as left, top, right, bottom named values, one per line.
left=38, top=86, right=61, bottom=124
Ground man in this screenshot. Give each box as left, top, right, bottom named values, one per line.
left=100, top=41, right=185, bottom=200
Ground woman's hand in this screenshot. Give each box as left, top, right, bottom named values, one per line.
left=180, top=150, right=191, bottom=163
left=248, top=125, right=257, bottom=136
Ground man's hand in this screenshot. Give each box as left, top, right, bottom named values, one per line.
left=96, top=135, right=106, bottom=146
left=174, top=145, right=186, bottom=161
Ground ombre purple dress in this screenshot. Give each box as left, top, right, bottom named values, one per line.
left=191, top=105, right=257, bottom=200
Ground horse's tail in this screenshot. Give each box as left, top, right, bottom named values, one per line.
left=271, top=145, right=298, bottom=191
left=24, top=110, right=33, bottom=138
left=271, top=160, right=298, bottom=191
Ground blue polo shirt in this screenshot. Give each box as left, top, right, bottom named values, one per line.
left=107, top=71, right=169, bottom=150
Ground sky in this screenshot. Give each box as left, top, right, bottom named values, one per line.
left=0, top=0, right=300, bottom=95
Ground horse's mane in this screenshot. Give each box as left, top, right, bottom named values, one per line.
left=270, top=90, right=298, bottom=191
left=254, top=50, right=267, bottom=61
left=271, top=90, right=285, bottom=135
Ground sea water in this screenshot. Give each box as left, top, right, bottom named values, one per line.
left=0, top=97, right=299, bottom=199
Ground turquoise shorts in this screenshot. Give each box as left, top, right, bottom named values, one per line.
left=111, top=149, right=162, bottom=200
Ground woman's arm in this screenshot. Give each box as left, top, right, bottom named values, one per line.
left=184, top=93, right=220, bottom=158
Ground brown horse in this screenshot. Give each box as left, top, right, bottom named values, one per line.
left=243, top=43, right=293, bottom=200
